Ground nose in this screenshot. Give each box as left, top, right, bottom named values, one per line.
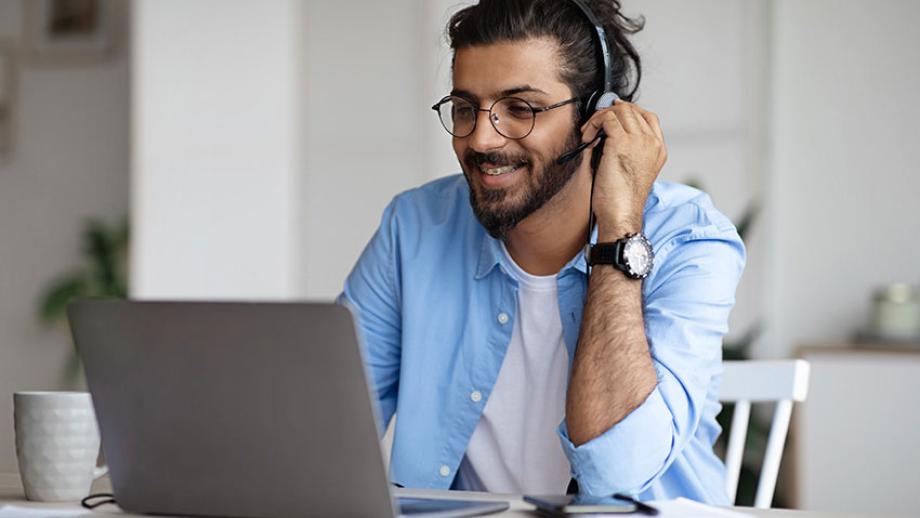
left=466, top=108, right=507, bottom=152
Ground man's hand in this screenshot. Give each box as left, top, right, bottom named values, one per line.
left=580, top=102, right=667, bottom=239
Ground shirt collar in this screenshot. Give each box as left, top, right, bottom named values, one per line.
left=473, top=225, right=596, bottom=280
left=474, top=232, right=503, bottom=280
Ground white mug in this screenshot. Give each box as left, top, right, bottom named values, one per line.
left=13, top=391, right=108, bottom=502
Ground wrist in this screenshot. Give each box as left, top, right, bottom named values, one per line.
left=593, top=206, right=644, bottom=241
left=596, top=221, right=642, bottom=242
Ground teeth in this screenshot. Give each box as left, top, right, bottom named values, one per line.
left=482, top=164, right=520, bottom=176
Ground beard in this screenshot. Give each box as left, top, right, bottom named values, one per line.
left=462, top=128, right=583, bottom=240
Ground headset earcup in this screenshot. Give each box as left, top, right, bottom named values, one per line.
left=595, top=91, right=619, bottom=110
left=581, top=91, right=621, bottom=123
left=582, top=91, right=600, bottom=123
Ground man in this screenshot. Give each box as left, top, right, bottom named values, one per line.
left=339, top=0, right=744, bottom=504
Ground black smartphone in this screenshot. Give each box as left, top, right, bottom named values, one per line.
left=524, top=494, right=637, bottom=515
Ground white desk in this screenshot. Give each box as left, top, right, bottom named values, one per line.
left=0, top=474, right=882, bottom=517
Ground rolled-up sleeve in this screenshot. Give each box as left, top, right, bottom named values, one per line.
left=558, top=228, right=745, bottom=496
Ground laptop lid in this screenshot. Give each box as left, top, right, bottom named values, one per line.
left=68, top=300, right=396, bottom=518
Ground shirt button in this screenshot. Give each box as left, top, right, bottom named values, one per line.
left=470, top=390, right=482, bottom=403
left=439, top=465, right=451, bottom=477
left=497, top=312, right=509, bottom=325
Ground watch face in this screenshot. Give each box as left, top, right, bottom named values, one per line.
left=623, top=235, right=653, bottom=278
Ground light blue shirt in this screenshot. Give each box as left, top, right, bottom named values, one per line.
left=339, top=175, right=745, bottom=504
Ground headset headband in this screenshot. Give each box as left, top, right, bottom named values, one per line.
left=568, top=0, right=617, bottom=109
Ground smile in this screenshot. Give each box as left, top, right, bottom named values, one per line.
left=480, top=163, right=524, bottom=176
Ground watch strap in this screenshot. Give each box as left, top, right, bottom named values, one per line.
left=587, top=241, right=622, bottom=266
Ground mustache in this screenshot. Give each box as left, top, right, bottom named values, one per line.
left=463, top=149, right=530, bottom=170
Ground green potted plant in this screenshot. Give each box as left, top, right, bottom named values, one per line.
left=37, top=217, right=129, bottom=384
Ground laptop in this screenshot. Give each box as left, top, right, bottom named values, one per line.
left=68, top=300, right=508, bottom=518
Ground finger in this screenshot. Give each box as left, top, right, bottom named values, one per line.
left=620, top=103, right=655, bottom=136
left=632, top=104, right=664, bottom=143
left=631, top=105, right=667, bottom=167
left=580, top=109, right=624, bottom=143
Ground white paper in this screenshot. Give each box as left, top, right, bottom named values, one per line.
left=646, top=497, right=756, bottom=517
left=0, top=504, right=92, bottom=518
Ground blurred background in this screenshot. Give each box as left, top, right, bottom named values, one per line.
left=0, top=0, right=918, bottom=514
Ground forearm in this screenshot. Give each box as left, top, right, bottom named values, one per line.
left=565, top=248, right=657, bottom=446
left=565, top=101, right=667, bottom=447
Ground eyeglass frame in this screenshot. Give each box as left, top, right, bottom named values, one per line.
left=430, top=95, right=579, bottom=140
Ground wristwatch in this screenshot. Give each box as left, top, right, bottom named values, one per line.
left=587, top=233, right=654, bottom=279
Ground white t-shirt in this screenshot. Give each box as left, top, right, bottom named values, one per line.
left=454, top=244, right=572, bottom=494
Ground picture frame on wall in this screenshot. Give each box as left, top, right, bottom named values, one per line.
left=0, top=40, right=16, bottom=158
left=23, top=0, right=121, bottom=66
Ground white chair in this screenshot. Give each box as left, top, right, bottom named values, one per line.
left=718, top=359, right=810, bottom=509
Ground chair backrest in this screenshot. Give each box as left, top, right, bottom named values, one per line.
left=718, top=359, right=810, bottom=509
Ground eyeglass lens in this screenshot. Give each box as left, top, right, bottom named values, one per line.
left=436, top=96, right=536, bottom=139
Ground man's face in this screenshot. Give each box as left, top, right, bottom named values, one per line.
left=451, top=38, right=582, bottom=239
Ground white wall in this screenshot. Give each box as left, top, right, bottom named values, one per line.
left=766, top=1, right=920, bottom=510
left=131, top=0, right=432, bottom=302
left=300, top=0, right=428, bottom=298
left=628, top=0, right=768, bottom=347
left=766, top=0, right=920, bottom=358
left=131, top=0, right=307, bottom=300
left=0, top=2, right=130, bottom=472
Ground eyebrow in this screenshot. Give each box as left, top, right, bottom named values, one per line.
left=450, top=85, right=550, bottom=101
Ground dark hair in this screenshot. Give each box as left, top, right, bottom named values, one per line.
left=447, top=0, right=644, bottom=108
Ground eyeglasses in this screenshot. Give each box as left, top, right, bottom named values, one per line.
left=431, top=95, right=578, bottom=140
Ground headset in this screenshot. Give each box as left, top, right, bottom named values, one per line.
left=554, top=0, right=621, bottom=274
left=570, top=0, right=619, bottom=118
left=556, top=0, right=619, bottom=164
